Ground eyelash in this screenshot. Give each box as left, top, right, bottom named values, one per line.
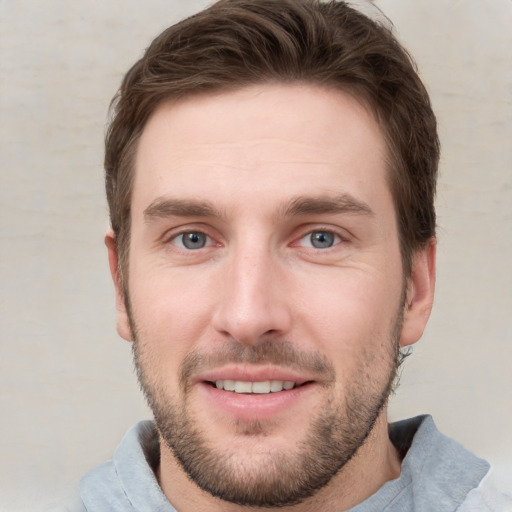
left=296, top=230, right=342, bottom=249
left=166, top=230, right=217, bottom=250
left=292, top=225, right=349, bottom=251
left=163, top=226, right=347, bottom=253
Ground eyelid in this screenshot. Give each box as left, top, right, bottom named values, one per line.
left=291, top=225, right=350, bottom=247
left=298, top=231, right=341, bottom=249
left=173, top=232, right=212, bottom=250
left=161, top=224, right=221, bottom=247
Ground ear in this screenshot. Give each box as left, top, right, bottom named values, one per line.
left=400, top=238, right=436, bottom=347
left=105, top=229, right=133, bottom=342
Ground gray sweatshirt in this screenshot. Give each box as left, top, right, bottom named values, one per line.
left=58, top=415, right=511, bottom=511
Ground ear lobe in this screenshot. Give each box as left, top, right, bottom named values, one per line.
left=400, top=238, right=436, bottom=347
left=105, top=230, right=133, bottom=342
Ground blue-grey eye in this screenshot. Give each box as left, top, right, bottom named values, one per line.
left=181, top=232, right=207, bottom=249
left=310, top=231, right=335, bottom=249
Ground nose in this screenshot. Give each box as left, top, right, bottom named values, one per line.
left=211, top=245, right=293, bottom=345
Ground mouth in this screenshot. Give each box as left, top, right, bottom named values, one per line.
left=208, top=379, right=305, bottom=394
left=198, top=373, right=318, bottom=421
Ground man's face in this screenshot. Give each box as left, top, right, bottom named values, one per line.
left=110, top=84, right=430, bottom=507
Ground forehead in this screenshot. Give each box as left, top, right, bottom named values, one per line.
left=133, top=84, right=390, bottom=215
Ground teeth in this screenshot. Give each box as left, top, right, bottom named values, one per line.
left=223, top=380, right=235, bottom=391
left=270, top=380, right=284, bottom=392
left=214, top=380, right=296, bottom=394
left=252, top=381, right=271, bottom=394
left=235, top=381, right=252, bottom=393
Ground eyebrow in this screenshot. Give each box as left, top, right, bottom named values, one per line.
left=281, top=194, right=375, bottom=218
left=143, top=193, right=374, bottom=223
left=144, top=198, right=223, bottom=221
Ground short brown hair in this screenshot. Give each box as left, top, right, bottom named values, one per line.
left=105, top=0, right=439, bottom=283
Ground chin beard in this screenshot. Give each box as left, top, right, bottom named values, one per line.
left=131, top=334, right=400, bottom=508
left=153, top=377, right=392, bottom=507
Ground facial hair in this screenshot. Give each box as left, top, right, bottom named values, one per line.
left=129, top=304, right=403, bottom=508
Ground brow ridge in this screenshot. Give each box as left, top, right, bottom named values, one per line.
left=144, top=198, right=222, bottom=221
left=143, top=193, right=374, bottom=223
left=282, top=194, right=375, bottom=218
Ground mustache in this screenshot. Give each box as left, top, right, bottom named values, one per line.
left=179, top=339, right=336, bottom=391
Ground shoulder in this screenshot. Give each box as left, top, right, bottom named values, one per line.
left=388, top=416, right=495, bottom=511
left=456, top=470, right=512, bottom=512
left=78, top=421, right=154, bottom=511
left=77, top=420, right=174, bottom=511
left=79, top=459, right=131, bottom=509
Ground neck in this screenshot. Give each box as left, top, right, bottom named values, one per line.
left=157, top=408, right=401, bottom=512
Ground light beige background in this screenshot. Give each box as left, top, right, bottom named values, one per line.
left=1, top=1, right=511, bottom=510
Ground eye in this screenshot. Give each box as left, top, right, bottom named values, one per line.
left=300, top=230, right=341, bottom=249
left=172, top=231, right=211, bottom=250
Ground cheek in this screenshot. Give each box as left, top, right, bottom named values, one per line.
left=128, top=262, right=217, bottom=345
left=295, top=267, right=403, bottom=360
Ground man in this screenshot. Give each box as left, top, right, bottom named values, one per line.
left=75, top=0, right=510, bottom=510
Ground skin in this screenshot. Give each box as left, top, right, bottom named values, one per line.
left=106, top=84, right=436, bottom=512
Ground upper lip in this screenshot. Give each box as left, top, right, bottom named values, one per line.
left=195, top=365, right=315, bottom=386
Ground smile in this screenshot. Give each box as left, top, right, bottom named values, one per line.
left=199, top=377, right=316, bottom=421
left=213, top=380, right=298, bottom=394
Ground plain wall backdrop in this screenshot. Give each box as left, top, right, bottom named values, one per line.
left=0, top=1, right=511, bottom=510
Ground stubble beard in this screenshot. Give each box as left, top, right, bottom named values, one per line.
left=129, top=305, right=403, bottom=508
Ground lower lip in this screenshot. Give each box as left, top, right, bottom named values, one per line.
left=197, top=382, right=315, bottom=422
